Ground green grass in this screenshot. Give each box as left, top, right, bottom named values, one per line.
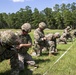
left=32, top=41, right=73, bottom=75
left=0, top=29, right=76, bottom=75
left=46, top=40, right=76, bottom=75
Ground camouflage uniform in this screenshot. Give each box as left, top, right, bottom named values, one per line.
left=45, top=35, right=55, bottom=54
left=0, top=30, right=20, bottom=75
left=58, top=33, right=67, bottom=44
left=64, top=26, right=72, bottom=41
left=33, top=22, right=48, bottom=56
left=73, top=30, right=76, bottom=38
left=53, top=33, right=60, bottom=49
left=17, top=23, right=36, bottom=71
left=45, top=32, right=60, bottom=54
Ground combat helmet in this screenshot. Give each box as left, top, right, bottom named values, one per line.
left=66, top=26, right=70, bottom=29
left=62, top=33, right=67, bottom=37
left=0, top=30, right=20, bottom=46
left=45, top=33, right=54, bottom=41
left=39, top=22, right=46, bottom=29
left=21, top=23, right=31, bottom=32
left=54, top=32, right=60, bottom=38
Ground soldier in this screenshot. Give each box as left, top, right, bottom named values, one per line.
left=64, top=26, right=71, bottom=33
left=72, top=30, right=76, bottom=38
left=0, top=30, right=20, bottom=75
left=58, top=33, right=67, bottom=44
left=63, top=26, right=72, bottom=41
left=33, top=22, right=47, bottom=56
left=45, top=32, right=60, bottom=54
left=53, top=32, right=60, bottom=50
left=16, top=23, right=38, bottom=72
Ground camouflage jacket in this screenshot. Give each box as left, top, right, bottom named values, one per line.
left=64, top=28, right=71, bottom=34
left=34, top=28, right=45, bottom=43
left=18, top=32, right=32, bottom=54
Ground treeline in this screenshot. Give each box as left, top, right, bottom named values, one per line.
left=0, top=2, right=76, bottom=29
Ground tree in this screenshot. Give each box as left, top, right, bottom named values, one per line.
left=60, top=3, right=67, bottom=12
left=62, top=10, right=73, bottom=27
left=43, top=7, right=53, bottom=28
left=55, top=12, right=64, bottom=29
left=0, top=13, right=8, bottom=28
left=72, top=10, right=76, bottom=28
left=32, top=8, right=41, bottom=28
left=71, top=2, right=76, bottom=12
left=53, top=4, right=60, bottom=12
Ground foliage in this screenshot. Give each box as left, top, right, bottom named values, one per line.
left=0, top=3, right=76, bottom=29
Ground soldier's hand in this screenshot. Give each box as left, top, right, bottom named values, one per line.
left=16, top=44, right=23, bottom=49
left=42, top=37, right=46, bottom=41
left=43, top=37, right=46, bottom=40
left=16, top=46, right=20, bottom=50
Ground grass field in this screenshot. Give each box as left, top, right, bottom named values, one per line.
left=0, top=29, right=76, bottom=75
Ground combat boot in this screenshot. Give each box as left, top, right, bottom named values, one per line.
left=54, top=49, right=58, bottom=53
left=49, top=52, right=54, bottom=56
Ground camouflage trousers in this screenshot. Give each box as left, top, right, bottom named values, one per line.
left=18, top=53, right=35, bottom=71
left=33, top=40, right=56, bottom=55
left=0, top=49, right=19, bottom=75
left=59, top=37, right=67, bottom=44
left=33, top=40, right=49, bottom=56
left=33, top=43, right=43, bottom=56
left=66, top=34, right=72, bottom=41
left=48, top=41, right=57, bottom=54
left=73, top=31, right=76, bottom=37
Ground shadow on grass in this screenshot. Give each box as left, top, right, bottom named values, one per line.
left=34, top=74, right=42, bottom=75
left=35, top=58, right=50, bottom=64
left=42, top=52, right=49, bottom=56
left=58, top=48, right=66, bottom=51
left=19, top=68, right=33, bottom=75
left=0, top=70, right=10, bottom=75
left=0, top=69, right=33, bottom=75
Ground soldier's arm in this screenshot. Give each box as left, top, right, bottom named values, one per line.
left=20, top=35, right=32, bottom=48
left=18, top=43, right=31, bottom=48
left=16, top=35, right=32, bottom=49
left=34, top=31, right=46, bottom=42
